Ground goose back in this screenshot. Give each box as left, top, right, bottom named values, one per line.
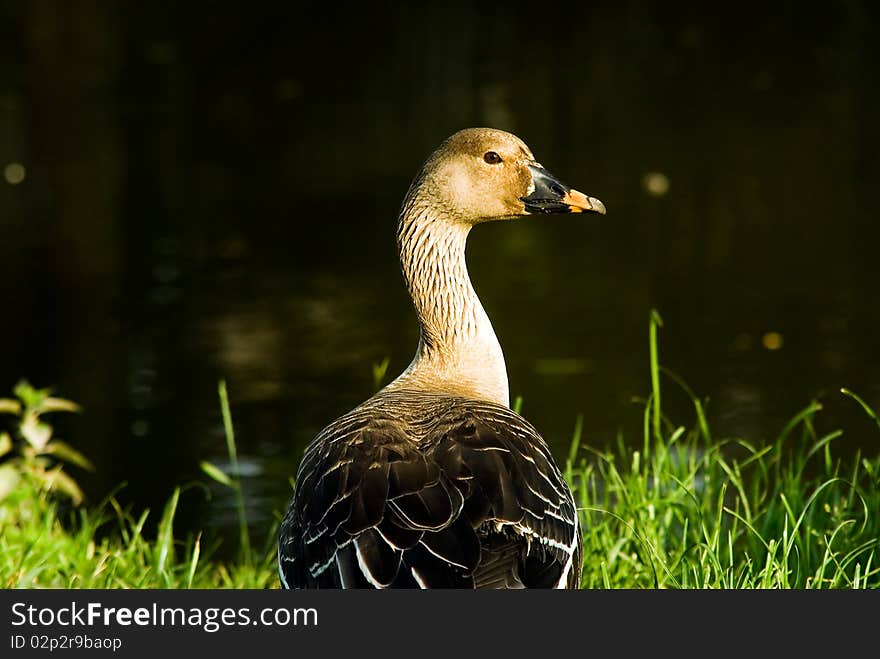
left=278, top=390, right=581, bottom=589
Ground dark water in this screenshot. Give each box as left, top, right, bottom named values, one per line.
left=1, top=3, right=879, bottom=552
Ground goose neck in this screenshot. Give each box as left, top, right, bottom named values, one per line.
left=389, top=206, right=509, bottom=406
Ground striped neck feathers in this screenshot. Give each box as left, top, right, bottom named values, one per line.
left=386, top=191, right=509, bottom=406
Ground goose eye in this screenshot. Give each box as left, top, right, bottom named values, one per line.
left=483, top=151, right=502, bottom=165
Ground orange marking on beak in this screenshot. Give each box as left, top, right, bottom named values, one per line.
left=563, top=189, right=606, bottom=215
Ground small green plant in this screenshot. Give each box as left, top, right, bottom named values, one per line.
left=0, top=380, right=92, bottom=505
left=199, top=380, right=258, bottom=570
left=372, top=356, right=391, bottom=391
left=1, top=379, right=278, bottom=588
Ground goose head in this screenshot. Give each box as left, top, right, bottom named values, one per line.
left=409, top=127, right=606, bottom=225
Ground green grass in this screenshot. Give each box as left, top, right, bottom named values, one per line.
left=571, top=311, right=880, bottom=588
left=0, top=382, right=279, bottom=589
left=0, top=481, right=278, bottom=588
left=1, top=312, right=878, bottom=588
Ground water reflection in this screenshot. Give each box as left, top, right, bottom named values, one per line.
left=0, top=3, right=878, bottom=554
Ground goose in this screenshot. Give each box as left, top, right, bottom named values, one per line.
left=278, top=127, right=605, bottom=589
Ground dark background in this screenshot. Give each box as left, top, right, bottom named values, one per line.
left=1, top=1, right=878, bottom=553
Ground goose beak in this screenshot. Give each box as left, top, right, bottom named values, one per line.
left=521, top=164, right=606, bottom=215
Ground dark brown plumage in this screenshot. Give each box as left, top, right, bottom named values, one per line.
left=279, top=392, right=580, bottom=588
